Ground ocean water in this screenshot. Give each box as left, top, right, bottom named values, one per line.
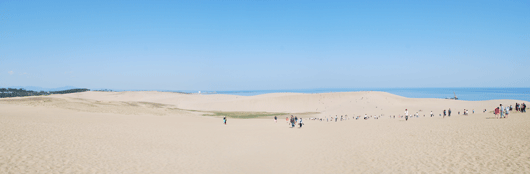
left=196, top=88, right=530, bottom=102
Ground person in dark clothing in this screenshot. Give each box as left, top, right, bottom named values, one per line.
left=448, top=108, right=451, bottom=117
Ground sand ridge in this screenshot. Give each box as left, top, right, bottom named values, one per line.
left=47, top=91, right=528, bottom=117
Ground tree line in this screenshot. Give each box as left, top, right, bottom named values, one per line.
left=0, top=88, right=90, bottom=98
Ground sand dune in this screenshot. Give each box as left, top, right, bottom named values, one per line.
left=51, top=91, right=527, bottom=117
left=1, top=91, right=529, bottom=173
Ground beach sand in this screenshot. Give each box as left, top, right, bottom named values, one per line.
left=1, top=91, right=529, bottom=173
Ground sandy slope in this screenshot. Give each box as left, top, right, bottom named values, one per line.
left=1, top=91, right=529, bottom=173
left=51, top=91, right=527, bottom=118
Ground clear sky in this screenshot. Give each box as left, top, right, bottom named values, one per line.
left=1, top=0, right=529, bottom=91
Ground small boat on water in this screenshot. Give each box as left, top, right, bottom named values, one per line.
left=445, top=92, right=458, bottom=100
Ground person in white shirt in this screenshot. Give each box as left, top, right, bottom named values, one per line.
left=299, top=118, right=304, bottom=128
left=505, top=107, right=509, bottom=118
left=405, top=109, right=409, bottom=121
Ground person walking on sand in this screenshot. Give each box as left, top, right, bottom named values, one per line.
left=494, top=107, right=500, bottom=119
left=405, top=109, right=409, bottom=121
left=499, top=104, right=504, bottom=119
left=335, top=115, right=338, bottom=122
left=505, top=106, right=509, bottom=118
left=430, top=111, right=433, bottom=117
left=223, top=116, right=227, bottom=125
left=274, top=116, right=277, bottom=123
left=290, top=116, right=295, bottom=128
left=448, top=108, right=451, bottom=117
left=299, top=118, right=303, bottom=128
left=443, top=110, right=446, bottom=117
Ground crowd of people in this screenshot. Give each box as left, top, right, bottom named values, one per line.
left=286, top=115, right=304, bottom=128
left=222, top=102, right=526, bottom=126
left=279, top=102, right=525, bottom=126
left=515, top=103, right=526, bottom=113
left=494, top=104, right=508, bottom=119
left=493, top=103, right=526, bottom=119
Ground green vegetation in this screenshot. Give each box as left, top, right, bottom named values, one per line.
left=137, top=102, right=166, bottom=108
left=0, top=88, right=90, bottom=98
left=203, top=111, right=288, bottom=119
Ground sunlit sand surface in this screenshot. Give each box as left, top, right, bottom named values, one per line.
left=1, top=91, right=529, bottom=173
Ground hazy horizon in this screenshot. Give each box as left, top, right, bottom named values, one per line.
left=3, top=85, right=530, bottom=92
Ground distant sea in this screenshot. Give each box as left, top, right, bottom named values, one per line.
left=192, top=88, right=530, bottom=102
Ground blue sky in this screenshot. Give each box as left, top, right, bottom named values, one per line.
left=1, top=0, right=529, bottom=91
